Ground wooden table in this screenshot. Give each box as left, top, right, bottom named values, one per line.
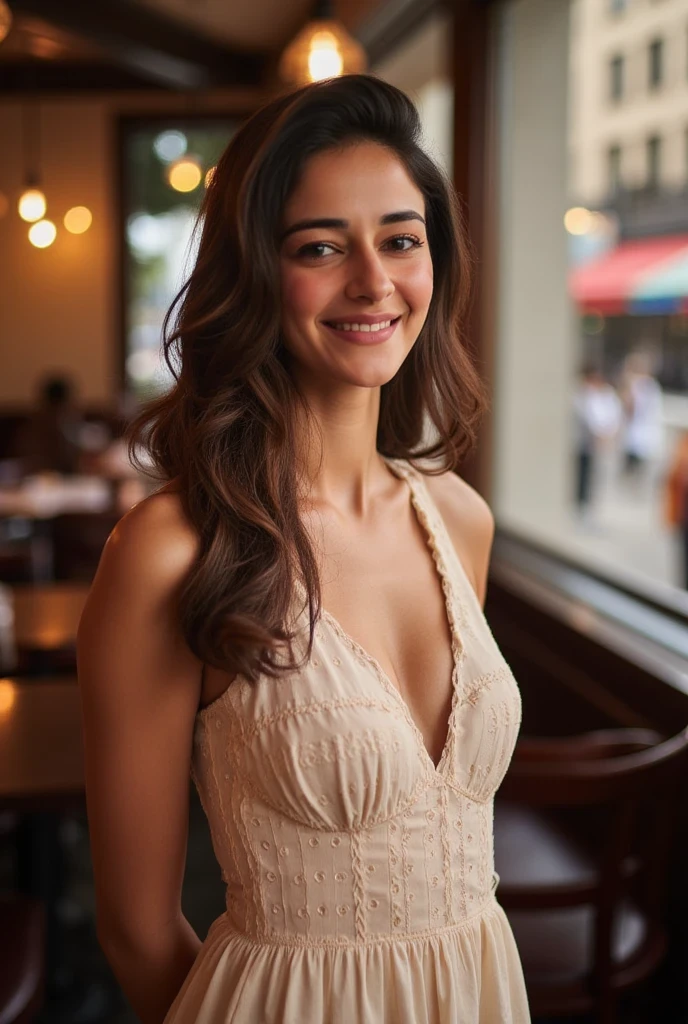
left=11, top=583, right=90, bottom=653
left=0, top=678, right=84, bottom=810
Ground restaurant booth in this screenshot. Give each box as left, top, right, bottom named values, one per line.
left=0, top=0, right=687, bottom=1022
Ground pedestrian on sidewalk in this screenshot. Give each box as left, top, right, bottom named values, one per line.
left=572, top=365, right=621, bottom=516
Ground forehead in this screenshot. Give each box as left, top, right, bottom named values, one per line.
left=284, top=142, right=424, bottom=218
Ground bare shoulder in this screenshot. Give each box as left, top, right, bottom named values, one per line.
left=423, top=470, right=495, bottom=606
left=98, top=484, right=199, bottom=591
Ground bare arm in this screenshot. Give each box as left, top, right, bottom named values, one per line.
left=77, top=491, right=204, bottom=1024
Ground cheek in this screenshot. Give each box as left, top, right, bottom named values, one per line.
left=404, top=260, right=434, bottom=312
left=280, top=267, right=332, bottom=322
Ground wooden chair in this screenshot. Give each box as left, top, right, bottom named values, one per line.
left=0, top=895, right=44, bottom=1024
left=494, top=727, right=688, bottom=1024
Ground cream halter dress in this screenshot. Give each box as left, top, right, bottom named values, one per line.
left=164, top=458, right=530, bottom=1023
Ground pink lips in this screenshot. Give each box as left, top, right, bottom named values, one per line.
left=322, top=316, right=401, bottom=345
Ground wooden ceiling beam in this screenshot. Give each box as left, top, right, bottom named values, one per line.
left=7, top=0, right=265, bottom=89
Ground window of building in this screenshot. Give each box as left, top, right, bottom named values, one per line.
left=610, top=54, right=624, bottom=101
left=648, top=38, right=664, bottom=89
left=609, top=0, right=628, bottom=12
left=608, top=144, right=622, bottom=194
left=646, top=134, right=662, bottom=188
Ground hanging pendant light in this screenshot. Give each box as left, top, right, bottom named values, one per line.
left=278, top=0, right=367, bottom=86
left=17, top=100, right=48, bottom=224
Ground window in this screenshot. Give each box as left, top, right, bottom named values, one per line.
left=121, top=119, right=236, bottom=398
left=609, top=54, right=624, bottom=101
left=646, top=134, right=662, bottom=189
left=491, top=0, right=688, bottom=601
left=608, top=144, right=622, bottom=194
left=648, top=38, right=664, bottom=89
left=609, top=0, right=628, bottom=12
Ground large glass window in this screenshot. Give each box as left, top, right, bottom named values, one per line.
left=121, top=118, right=236, bottom=398
left=492, top=0, right=688, bottom=597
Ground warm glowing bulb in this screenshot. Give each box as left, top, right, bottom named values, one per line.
left=308, top=31, right=343, bottom=81
left=564, top=206, right=592, bottom=235
left=28, top=219, right=56, bottom=248
left=0, top=680, right=15, bottom=716
left=167, top=157, right=202, bottom=193
left=18, top=188, right=47, bottom=222
left=64, top=206, right=93, bottom=234
left=0, top=1, right=12, bottom=45
left=204, top=166, right=216, bottom=188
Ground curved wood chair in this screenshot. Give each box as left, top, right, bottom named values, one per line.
left=0, top=895, right=45, bottom=1024
left=494, top=727, right=688, bottom=1024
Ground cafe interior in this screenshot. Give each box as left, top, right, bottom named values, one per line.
left=1, top=0, right=687, bottom=1021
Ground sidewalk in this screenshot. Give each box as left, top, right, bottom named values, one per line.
left=561, top=447, right=683, bottom=592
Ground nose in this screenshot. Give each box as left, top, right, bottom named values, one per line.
left=344, top=245, right=395, bottom=304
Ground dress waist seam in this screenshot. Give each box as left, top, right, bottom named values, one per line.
left=211, top=893, right=500, bottom=951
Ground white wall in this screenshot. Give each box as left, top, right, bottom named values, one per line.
left=492, top=0, right=577, bottom=537
left=374, top=10, right=454, bottom=177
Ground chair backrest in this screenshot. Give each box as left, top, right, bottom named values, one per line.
left=500, top=726, right=688, bottom=999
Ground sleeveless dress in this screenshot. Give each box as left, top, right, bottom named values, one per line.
left=164, top=458, right=530, bottom=1023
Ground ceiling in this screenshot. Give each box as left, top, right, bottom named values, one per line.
left=0, top=0, right=394, bottom=92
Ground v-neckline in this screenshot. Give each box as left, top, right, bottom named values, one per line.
left=306, top=457, right=464, bottom=776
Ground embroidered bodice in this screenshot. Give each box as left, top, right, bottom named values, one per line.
left=189, top=459, right=522, bottom=948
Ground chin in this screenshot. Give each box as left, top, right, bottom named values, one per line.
left=336, top=355, right=410, bottom=390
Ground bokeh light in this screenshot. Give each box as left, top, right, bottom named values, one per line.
left=28, top=219, right=57, bottom=248
left=64, top=206, right=93, bottom=234
left=18, top=188, right=47, bottom=223
left=154, top=130, right=187, bottom=163
left=167, top=157, right=202, bottom=193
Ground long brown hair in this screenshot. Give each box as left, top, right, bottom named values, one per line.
left=127, top=73, right=485, bottom=683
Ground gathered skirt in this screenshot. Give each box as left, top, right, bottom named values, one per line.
left=163, top=897, right=530, bottom=1023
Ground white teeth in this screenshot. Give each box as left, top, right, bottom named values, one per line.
left=330, top=319, right=393, bottom=332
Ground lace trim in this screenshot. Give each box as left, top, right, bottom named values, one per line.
left=439, top=784, right=454, bottom=926
left=241, top=695, right=405, bottom=741
left=350, top=830, right=367, bottom=942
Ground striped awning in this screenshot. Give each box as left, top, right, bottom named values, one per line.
left=570, top=235, right=688, bottom=316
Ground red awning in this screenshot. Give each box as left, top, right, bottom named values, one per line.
left=569, top=234, right=688, bottom=315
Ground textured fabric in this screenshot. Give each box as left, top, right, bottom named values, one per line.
left=164, top=458, right=530, bottom=1023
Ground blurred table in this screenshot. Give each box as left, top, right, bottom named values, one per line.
left=0, top=475, right=112, bottom=519
left=12, top=583, right=89, bottom=654
left=0, top=678, right=83, bottom=810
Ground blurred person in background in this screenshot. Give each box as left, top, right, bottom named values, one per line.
left=619, top=351, right=663, bottom=486
left=572, top=364, right=621, bottom=519
left=664, top=430, right=688, bottom=589
left=14, top=373, right=90, bottom=476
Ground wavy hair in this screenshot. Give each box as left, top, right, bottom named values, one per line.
left=127, top=73, right=486, bottom=683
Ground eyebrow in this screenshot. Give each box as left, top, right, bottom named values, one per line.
left=280, top=209, right=426, bottom=243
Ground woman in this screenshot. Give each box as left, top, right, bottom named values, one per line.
left=77, top=75, right=529, bottom=1023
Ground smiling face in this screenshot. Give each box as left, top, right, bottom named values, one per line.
left=278, top=141, right=434, bottom=393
